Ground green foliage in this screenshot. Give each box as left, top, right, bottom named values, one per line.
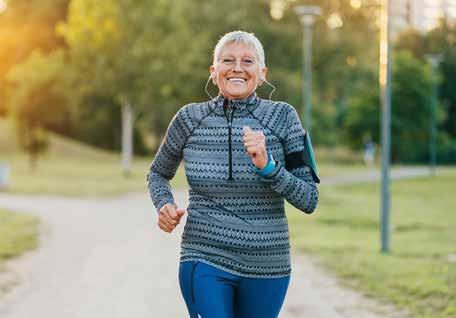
left=6, top=49, right=71, bottom=168
left=58, top=0, right=194, bottom=150
left=312, top=100, right=340, bottom=145
left=56, top=0, right=381, bottom=151
left=396, top=21, right=456, bottom=145
left=391, top=50, right=435, bottom=162
left=345, top=50, right=437, bottom=163
left=70, top=93, right=148, bottom=154
left=439, top=48, right=456, bottom=138
left=436, top=133, right=456, bottom=164
left=344, top=85, right=379, bottom=147
left=0, top=0, right=69, bottom=116
left=3, top=0, right=454, bottom=162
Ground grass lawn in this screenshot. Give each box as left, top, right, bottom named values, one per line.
left=288, top=169, right=456, bottom=318
left=0, top=209, right=39, bottom=294
left=1, top=154, right=171, bottom=197
left=2, top=153, right=373, bottom=196
left=0, top=125, right=188, bottom=196
left=0, top=123, right=370, bottom=196
left=1, top=116, right=377, bottom=196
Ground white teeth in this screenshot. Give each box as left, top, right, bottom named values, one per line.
left=228, top=78, right=246, bottom=82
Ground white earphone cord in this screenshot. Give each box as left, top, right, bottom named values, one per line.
left=263, top=78, right=276, bottom=100
left=204, top=75, right=215, bottom=100
left=204, top=75, right=277, bottom=101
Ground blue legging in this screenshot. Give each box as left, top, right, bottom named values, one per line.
left=179, top=261, right=290, bottom=318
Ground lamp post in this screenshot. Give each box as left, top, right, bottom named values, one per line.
left=379, top=0, right=393, bottom=253
left=425, top=54, right=443, bottom=176
left=294, top=5, right=321, bottom=134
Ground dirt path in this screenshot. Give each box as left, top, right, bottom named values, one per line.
left=0, top=168, right=425, bottom=317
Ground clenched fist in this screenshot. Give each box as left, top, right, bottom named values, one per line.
left=242, top=126, right=268, bottom=169
left=158, top=203, right=186, bottom=233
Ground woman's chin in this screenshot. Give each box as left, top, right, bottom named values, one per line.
left=223, top=90, right=253, bottom=100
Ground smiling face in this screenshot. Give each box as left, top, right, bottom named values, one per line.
left=210, top=42, right=267, bottom=100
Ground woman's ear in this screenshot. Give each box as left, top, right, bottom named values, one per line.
left=259, top=67, right=268, bottom=85
left=209, top=65, right=217, bottom=83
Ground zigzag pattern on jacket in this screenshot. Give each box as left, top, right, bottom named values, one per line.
left=147, top=92, right=319, bottom=278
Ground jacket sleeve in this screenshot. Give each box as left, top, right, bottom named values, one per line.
left=146, top=107, right=191, bottom=213
left=258, top=106, right=319, bottom=214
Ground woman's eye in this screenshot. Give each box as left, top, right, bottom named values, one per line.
left=223, top=58, right=234, bottom=63
left=243, top=59, right=254, bottom=64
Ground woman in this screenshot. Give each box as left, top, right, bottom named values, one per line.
left=147, top=30, right=320, bottom=318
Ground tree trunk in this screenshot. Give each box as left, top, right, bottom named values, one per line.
left=121, top=101, right=134, bottom=177
left=29, top=151, right=37, bottom=172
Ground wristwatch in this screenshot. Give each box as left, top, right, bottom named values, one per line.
left=255, top=152, right=276, bottom=177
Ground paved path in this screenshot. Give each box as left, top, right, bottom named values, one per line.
left=0, top=168, right=424, bottom=317
left=323, top=166, right=430, bottom=186
left=0, top=192, right=185, bottom=318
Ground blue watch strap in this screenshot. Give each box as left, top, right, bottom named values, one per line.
left=255, top=153, right=276, bottom=177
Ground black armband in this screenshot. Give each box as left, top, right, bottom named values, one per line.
left=285, top=132, right=320, bottom=183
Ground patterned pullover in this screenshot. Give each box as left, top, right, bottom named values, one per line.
left=147, top=93, right=319, bottom=278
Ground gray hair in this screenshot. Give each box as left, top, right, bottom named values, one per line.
left=213, top=31, right=266, bottom=68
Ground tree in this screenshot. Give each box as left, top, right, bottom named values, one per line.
left=345, top=50, right=437, bottom=163
left=395, top=20, right=456, bottom=163
left=155, top=0, right=380, bottom=147
left=60, top=0, right=142, bottom=175
left=6, top=0, right=406, bottom=159
left=0, top=0, right=69, bottom=117
left=427, top=22, right=456, bottom=140
left=6, top=49, right=70, bottom=169
left=59, top=0, right=202, bottom=174
left=391, top=51, right=436, bottom=162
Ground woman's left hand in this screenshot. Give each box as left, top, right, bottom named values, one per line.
left=243, top=126, right=268, bottom=169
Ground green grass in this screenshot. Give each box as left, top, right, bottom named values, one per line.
left=0, top=209, right=39, bottom=260
left=0, top=117, right=432, bottom=196
left=0, top=153, right=372, bottom=197
left=0, top=150, right=426, bottom=197
left=0, top=117, right=188, bottom=196
left=0, top=154, right=188, bottom=197
left=287, top=169, right=456, bottom=318
left=0, top=116, right=370, bottom=196
left=0, top=209, right=39, bottom=294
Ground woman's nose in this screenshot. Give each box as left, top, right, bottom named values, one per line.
left=233, top=60, right=243, bottom=72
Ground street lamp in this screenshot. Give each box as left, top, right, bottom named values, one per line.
left=425, top=53, right=443, bottom=176
left=379, top=0, right=393, bottom=253
left=294, top=5, right=321, bottom=135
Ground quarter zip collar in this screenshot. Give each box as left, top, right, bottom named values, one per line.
left=210, top=92, right=259, bottom=116
left=209, top=92, right=259, bottom=181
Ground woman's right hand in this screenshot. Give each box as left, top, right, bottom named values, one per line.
left=158, top=203, right=186, bottom=233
